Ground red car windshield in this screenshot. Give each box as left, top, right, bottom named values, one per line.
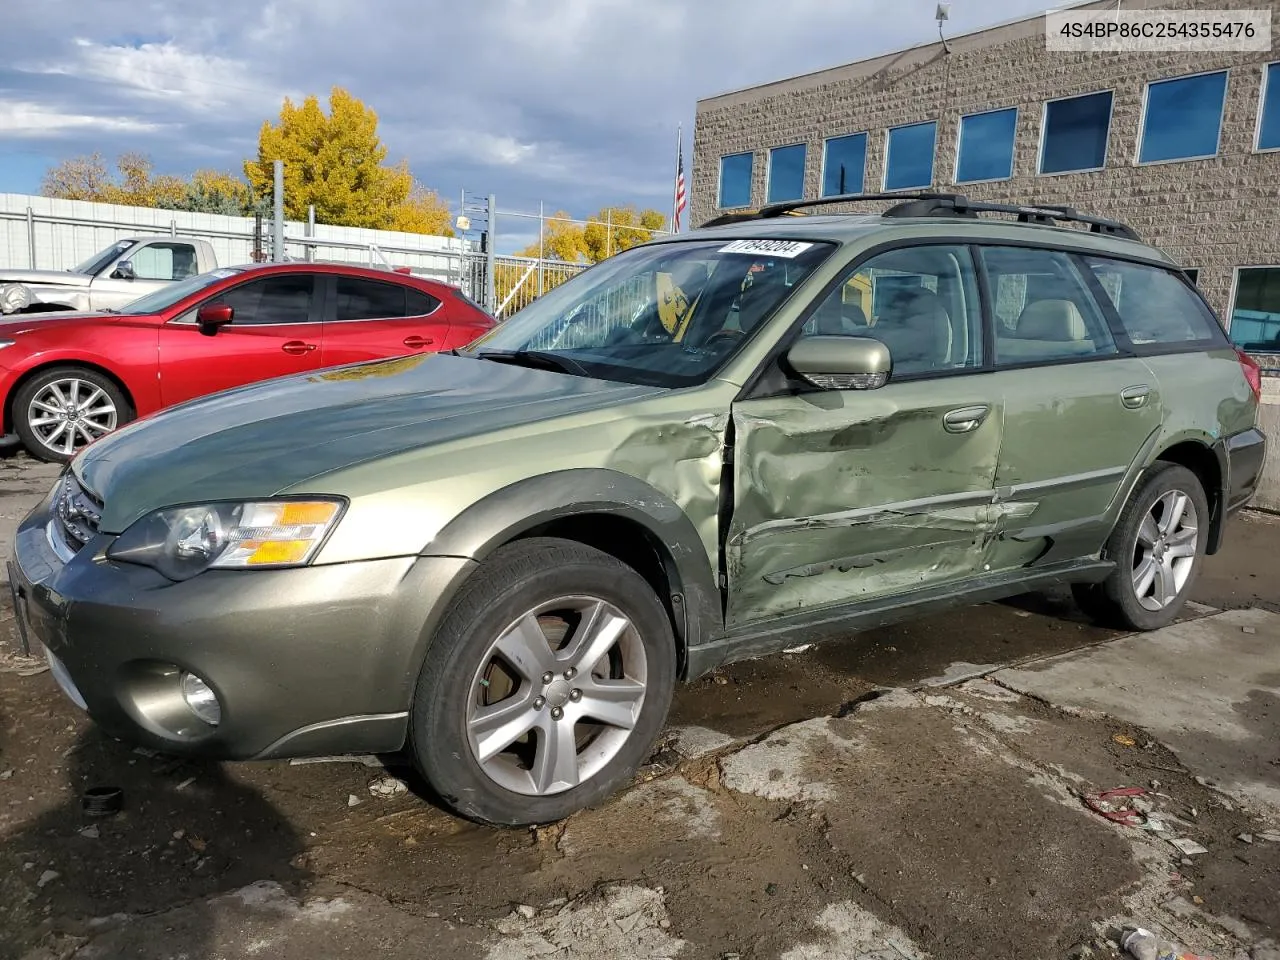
left=116, top=268, right=246, bottom=315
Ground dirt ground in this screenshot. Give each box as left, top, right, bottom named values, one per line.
left=0, top=454, right=1277, bottom=960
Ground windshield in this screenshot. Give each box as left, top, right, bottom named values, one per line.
left=72, top=240, right=134, bottom=276
left=462, top=238, right=833, bottom=387
left=116, top=267, right=245, bottom=315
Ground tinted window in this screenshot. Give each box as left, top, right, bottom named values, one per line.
left=1040, top=91, right=1113, bottom=174
left=980, top=247, right=1117, bottom=364
left=406, top=288, right=441, bottom=315
left=956, top=108, right=1017, bottom=183
left=218, top=274, right=315, bottom=325
left=803, top=245, right=983, bottom=377
left=1139, top=72, right=1227, bottom=163
left=1258, top=63, right=1280, bottom=150
left=336, top=277, right=406, bottom=320
left=1085, top=257, right=1222, bottom=346
left=884, top=121, right=936, bottom=190
left=130, top=242, right=200, bottom=281
left=1185, top=268, right=1199, bottom=285
left=719, top=153, right=753, bottom=208
left=1230, top=267, right=1280, bottom=352
left=822, top=133, right=867, bottom=197
left=767, top=144, right=806, bottom=203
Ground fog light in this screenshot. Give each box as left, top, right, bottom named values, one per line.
left=180, top=672, right=221, bottom=727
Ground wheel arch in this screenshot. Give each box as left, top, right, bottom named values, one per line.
left=1151, top=434, right=1225, bottom=555
left=419, top=468, right=723, bottom=677
left=4, top=359, right=138, bottom=435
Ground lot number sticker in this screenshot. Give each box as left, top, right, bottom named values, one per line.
left=719, top=239, right=814, bottom=258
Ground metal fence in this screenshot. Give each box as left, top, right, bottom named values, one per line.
left=0, top=191, right=673, bottom=320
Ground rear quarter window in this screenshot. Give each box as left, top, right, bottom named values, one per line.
left=1083, top=257, right=1224, bottom=347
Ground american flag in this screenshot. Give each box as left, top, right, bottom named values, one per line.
left=673, top=126, right=687, bottom=232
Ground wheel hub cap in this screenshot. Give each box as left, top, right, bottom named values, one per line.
left=544, top=677, right=573, bottom=708
left=465, top=596, right=648, bottom=797
left=1131, top=489, right=1199, bottom=612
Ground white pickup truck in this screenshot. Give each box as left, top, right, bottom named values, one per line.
left=0, top=235, right=219, bottom=315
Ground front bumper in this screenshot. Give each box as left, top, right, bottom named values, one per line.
left=8, top=484, right=476, bottom=760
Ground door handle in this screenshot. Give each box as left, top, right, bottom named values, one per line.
left=403, top=336, right=435, bottom=349
left=281, top=341, right=317, bottom=355
left=1120, top=384, right=1151, bottom=409
left=943, top=405, right=990, bottom=434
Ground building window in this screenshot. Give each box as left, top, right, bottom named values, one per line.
left=767, top=144, right=807, bottom=204
left=822, top=133, right=867, bottom=197
left=718, top=153, right=754, bottom=209
left=1138, top=71, right=1228, bottom=164
left=1039, top=91, right=1113, bottom=174
left=1257, top=63, right=1280, bottom=150
left=884, top=121, right=937, bottom=191
left=1231, top=267, right=1280, bottom=352
left=956, top=108, right=1018, bottom=183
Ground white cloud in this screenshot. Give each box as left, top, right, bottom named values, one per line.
left=0, top=101, right=164, bottom=137
left=20, top=38, right=290, bottom=112
left=0, top=0, right=1058, bottom=213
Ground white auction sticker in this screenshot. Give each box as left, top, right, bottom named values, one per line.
left=718, top=239, right=814, bottom=258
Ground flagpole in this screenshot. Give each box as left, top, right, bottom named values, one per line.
left=672, top=124, right=683, bottom=234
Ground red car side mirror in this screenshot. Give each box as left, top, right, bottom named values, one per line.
left=196, top=303, right=234, bottom=336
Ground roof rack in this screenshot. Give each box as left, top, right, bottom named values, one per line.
left=701, top=192, right=1141, bottom=241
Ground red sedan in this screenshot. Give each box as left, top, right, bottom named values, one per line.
left=0, top=262, right=496, bottom=462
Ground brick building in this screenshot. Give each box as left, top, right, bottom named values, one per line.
left=692, top=0, right=1280, bottom=508
left=691, top=0, right=1280, bottom=362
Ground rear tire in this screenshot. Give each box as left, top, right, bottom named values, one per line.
left=1074, top=463, right=1209, bottom=631
left=14, top=366, right=132, bottom=463
left=409, top=537, right=676, bottom=826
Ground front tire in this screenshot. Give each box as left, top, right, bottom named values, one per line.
left=1073, top=462, right=1209, bottom=631
left=410, top=537, right=676, bottom=826
left=13, top=366, right=132, bottom=463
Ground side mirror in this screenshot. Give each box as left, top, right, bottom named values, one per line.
left=196, top=303, right=234, bottom=336
left=786, top=336, right=891, bottom=390
left=112, top=260, right=136, bottom=281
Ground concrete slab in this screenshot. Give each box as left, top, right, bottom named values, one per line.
left=994, top=608, right=1280, bottom=821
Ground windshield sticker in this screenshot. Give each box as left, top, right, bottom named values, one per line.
left=719, top=239, right=814, bottom=258
left=210, top=268, right=239, bottom=278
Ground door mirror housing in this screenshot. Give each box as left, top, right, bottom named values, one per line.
left=786, top=336, right=891, bottom=390
left=196, top=303, right=234, bottom=336
left=112, top=260, right=136, bottom=281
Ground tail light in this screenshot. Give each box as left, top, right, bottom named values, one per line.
left=1235, top=347, right=1262, bottom=403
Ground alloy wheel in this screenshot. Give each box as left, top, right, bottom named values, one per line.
left=1131, top=489, right=1199, bottom=611
left=465, top=595, right=648, bottom=797
left=27, top=378, right=117, bottom=457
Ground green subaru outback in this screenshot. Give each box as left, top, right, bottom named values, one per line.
left=8, top=194, right=1267, bottom=826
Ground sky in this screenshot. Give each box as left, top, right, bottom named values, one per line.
left=0, top=0, right=1056, bottom=251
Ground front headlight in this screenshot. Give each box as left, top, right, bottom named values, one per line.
left=106, top=499, right=345, bottom=581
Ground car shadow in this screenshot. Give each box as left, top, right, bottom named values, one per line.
left=0, top=722, right=310, bottom=958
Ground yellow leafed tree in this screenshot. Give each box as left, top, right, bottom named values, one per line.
left=43, top=152, right=191, bottom=209
left=387, top=183, right=454, bottom=236
left=245, top=87, right=452, bottom=236
left=519, top=205, right=666, bottom=264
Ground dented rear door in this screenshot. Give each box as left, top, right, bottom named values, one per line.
left=725, top=379, right=1002, bottom=628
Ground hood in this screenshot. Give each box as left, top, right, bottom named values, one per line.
left=0, top=311, right=120, bottom=334
left=0, top=269, right=92, bottom=288
left=76, top=353, right=666, bottom=533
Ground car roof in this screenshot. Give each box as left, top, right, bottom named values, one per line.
left=655, top=198, right=1175, bottom=265
left=219, top=261, right=460, bottom=288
